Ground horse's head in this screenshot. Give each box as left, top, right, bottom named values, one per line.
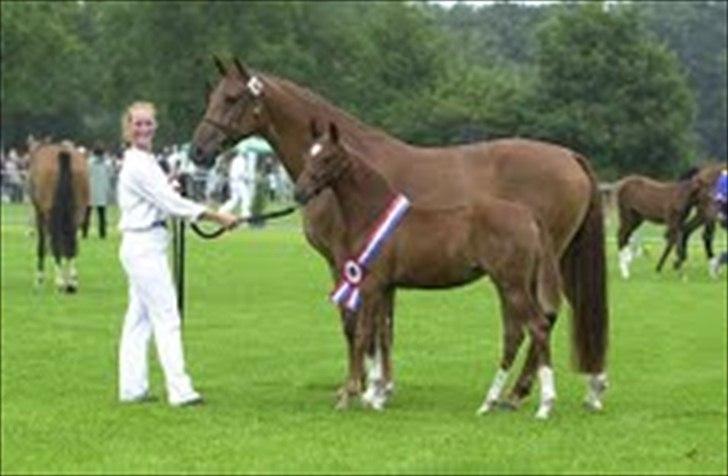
left=294, top=120, right=351, bottom=205
left=190, top=56, right=267, bottom=169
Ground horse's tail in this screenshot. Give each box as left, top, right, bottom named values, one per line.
left=49, top=150, right=77, bottom=260
left=561, top=153, right=609, bottom=374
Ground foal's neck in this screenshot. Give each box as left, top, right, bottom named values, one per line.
left=331, top=154, right=397, bottom=239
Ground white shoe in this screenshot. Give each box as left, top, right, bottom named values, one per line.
left=170, top=391, right=204, bottom=407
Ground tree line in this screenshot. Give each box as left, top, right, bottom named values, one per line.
left=2, top=1, right=725, bottom=179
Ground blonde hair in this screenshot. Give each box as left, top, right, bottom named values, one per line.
left=121, top=101, right=157, bottom=145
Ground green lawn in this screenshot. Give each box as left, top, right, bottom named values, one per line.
left=1, top=202, right=726, bottom=474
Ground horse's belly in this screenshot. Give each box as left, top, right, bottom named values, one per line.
left=391, top=231, right=482, bottom=288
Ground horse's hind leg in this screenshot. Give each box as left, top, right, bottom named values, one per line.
left=479, top=283, right=555, bottom=419
left=702, top=220, right=717, bottom=277
left=477, top=305, right=525, bottom=415
left=66, top=258, right=78, bottom=293
left=53, top=256, right=67, bottom=292
left=35, top=213, right=46, bottom=287
left=656, top=225, right=680, bottom=273
left=617, top=211, right=641, bottom=279
left=504, top=312, right=557, bottom=409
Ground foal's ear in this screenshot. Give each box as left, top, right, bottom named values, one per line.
left=212, top=54, right=227, bottom=76
left=309, top=118, right=322, bottom=139
left=233, top=57, right=250, bottom=79
left=329, top=122, right=340, bottom=143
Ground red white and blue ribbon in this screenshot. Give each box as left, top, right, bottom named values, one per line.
left=331, top=194, right=411, bottom=311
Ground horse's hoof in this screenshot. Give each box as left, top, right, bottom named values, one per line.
left=361, top=390, right=387, bottom=411
left=65, top=284, right=77, bottom=294
left=583, top=399, right=603, bottom=412
left=496, top=399, right=520, bottom=411
left=535, top=399, right=555, bottom=419
left=334, top=386, right=351, bottom=410
left=476, top=400, right=497, bottom=415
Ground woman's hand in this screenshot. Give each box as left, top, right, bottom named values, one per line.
left=200, top=210, right=239, bottom=230
left=213, top=211, right=239, bottom=230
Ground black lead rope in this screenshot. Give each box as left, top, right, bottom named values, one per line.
left=190, top=206, right=298, bottom=239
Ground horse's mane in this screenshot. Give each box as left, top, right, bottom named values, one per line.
left=677, top=166, right=700, bottom=182
left=261, top=72, right=407, bottom=152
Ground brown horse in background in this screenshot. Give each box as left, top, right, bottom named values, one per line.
left=295, top=121, right=564, bottom=418
left=28, top=139, right=89, bottom=292
left=614, top=169, right=703, bottom=279
left=675, top=163, right=726, bottom=275
left=191, top=58, right=608, bottom=413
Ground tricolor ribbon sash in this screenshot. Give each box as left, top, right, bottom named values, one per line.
left=331, top=194, right=411, bottom=311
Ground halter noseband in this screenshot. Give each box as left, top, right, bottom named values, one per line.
left=202, top=75, right=265, bottom=139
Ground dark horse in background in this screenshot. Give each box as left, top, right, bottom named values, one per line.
left=675, top=163, right=726, bottom=276
left=190, top=57, right=609, bottom=414
left=295, top=121, right=563, bottom=418
left=28, top=138, right=89, bottom=292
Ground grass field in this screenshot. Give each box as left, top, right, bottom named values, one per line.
left=1, top=202, right=726, bottom=475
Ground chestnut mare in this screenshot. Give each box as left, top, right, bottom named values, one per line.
left=614, top=169, right=709, bottom=279
left=191, top=58, right=609, bottom=414
left=28, top=139, right=89, bottom=292
left=295, top=121, right=567, bottom=418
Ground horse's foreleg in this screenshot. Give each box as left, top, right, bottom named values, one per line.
left=335, top=308, right=357, bottom=409
left=674, top=212, right=704, bottom=270
left=336, top=303, right=374, bottom=410
left=362, top=288, right=395, bottom=411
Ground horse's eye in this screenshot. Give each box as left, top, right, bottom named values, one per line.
left=224, top=96, right=237, bottom=105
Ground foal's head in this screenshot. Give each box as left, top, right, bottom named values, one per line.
left=294, top=121, right=352, bottom=205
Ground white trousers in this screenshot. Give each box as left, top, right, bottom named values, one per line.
left=118, top=227, right=198, bottom=405
left=220, top=179, right=254, bottom=217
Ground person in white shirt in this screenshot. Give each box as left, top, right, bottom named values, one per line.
left=219, top=149, right=257, bottom=219
left=117, top=101, right=237, bottom=406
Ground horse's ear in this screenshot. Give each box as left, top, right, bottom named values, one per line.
left=233, top=57, right=250, bottom=79
left=329, top=122, right=339, bottom=144
left=212, top=54, right=227, bottom=76
left=309, top=118, right=321, bottom=139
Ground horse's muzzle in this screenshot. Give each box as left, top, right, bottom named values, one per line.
left=293, top=188, right=310, bottom=206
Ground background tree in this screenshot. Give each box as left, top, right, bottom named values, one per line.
left=639, top=1, right=727, bottom=161
left=1, top=0, right=723, bottom=180
left=526, top=3, right=697, bottom=179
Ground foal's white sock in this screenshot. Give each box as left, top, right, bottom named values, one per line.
left=618, top=247, right=632, bottom=279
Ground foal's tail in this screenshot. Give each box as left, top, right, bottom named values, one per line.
left=49, top=150, right=78, bottom=260
left=561, top=153, right=609, bottom=374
